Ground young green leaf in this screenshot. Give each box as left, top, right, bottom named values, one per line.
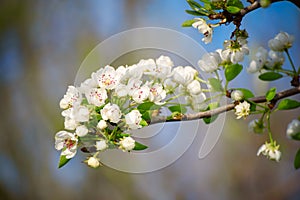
left=258, top=72, right=283, bottom=81
left=182, top=19, right=196, bottom=27
left=266, top=87, right=277, bottom=101
left=168, top=105, right=187, bottom=114
left=185, top=10, right=205, bottom=16
left=187, top=0, right=203, bottom=9
left=294, top=148, right=300, bottom=169
left=225, top=64, right=243, bottom=82
left=133, top=141, right=148, bottom=151
left=140, top=119, right=148, bottom=127
left=137, top=102, right=160, bottom=112
left=277, top=99, right=300, bottom=110
left=199, top=0, right=210, bottom=3
left=58, top=155, right=70, bottom=168
left=208, top=78, right=224, bottom=92
left=203, top=102, right=219, bottom=124
left=226, top=0, right=244, bottom=8
left=226, top=6, right=241, bottom=14
left=231, top=88, right=254, bottom=99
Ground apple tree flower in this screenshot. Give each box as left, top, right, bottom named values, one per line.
left=172, top=66, right=197, bottom=85
left=148, top=83, right=167, bottom=104
left=131, top=85, right=150, bottom=103
left=187, top=80, right=202, bottom=95
left=257, top=141, right=281, bottom=162
left=247, top=47, right=268, bottom=73
left=100, top=103, right=122, bottom=123
left=87, top=157, right=100, bottom=168
left=192, top=18, right=212, bottom=44
left=92, top=65, right=122, bottom=90
left=231, top=90, right=244, bottom=101
left=125, top=110, right=142, bottom=130
left=55, top=131, right=78, bottom=159
left=286, top=119, right=300, bottom=140
left=97, top=120, right=107, bottom=130
left=119, top=136, right=136, bottom=152
left=268, top=31, right=294, bottom=51
left=266, top=50, right=284, bottom=68
left=221, top=38, right=249, bottom=63
left=234, top=101, right=250, bottom=119
left=59, top=86, right=82, bottom=109
left=95, top=140, right=108, bottom=151
left=75, top=125, right=88, bottom=137
left=198, top=51, right=222, bottom=73
left=85, top=87, right=108, bottom=107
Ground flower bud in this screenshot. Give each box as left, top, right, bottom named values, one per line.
left=231, top=90, right=244, bottom=101
left=286, top=119, right=300, bottom=140
left=97, top=120, right=107, bottom=130
left=87, top=157, right=100, bottom=168
left=248, top=119, right=264, bottom=134
left=260, top=0, right=271, bottom=8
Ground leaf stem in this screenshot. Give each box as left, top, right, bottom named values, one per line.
left=285, top=49, right=297, bottom=75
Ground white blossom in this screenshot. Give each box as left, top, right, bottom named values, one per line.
left=62, top=104, right=90, bottom=130
left=75, top=125, right=88, bottom=137
left=87, top=157, right=100, bottom=168
left=119, top=136, right=136, bottom=151
left=231, top=90, right=244, bottom=101
left=234, top=101, right=250, bottom=119
left=186, top=92, right=207, bottom=111
left=247, top=47, right=268, bottom=73
left=92, top=65, right=122, bottom=89
left=187, top=80, right=202, bottom=95
left=198, top=51, right=222, bottom=73
left=100, top=103, right=122, bottom=123
left=257, top=141, right=281, bottom=162
left=192, top=18, right=213, bottom=44
left=131, top=85, right=150, bottom=103
left=155, top=55, right=174, bottom=78
left=85, top=87, right=108, bottom=107
left=55, top=131, right=78, bottom=159
left=148, top=83, right=166, bottom=104
left=125, top=110, right=142, bottom=129
left=268, top=31, right=294, bottom=51
left=79, top=78, right=98, bottom=94
left=266, top=50, right=284, bottom=67
left=163, top=78, right=177, bottom=92
left=59, top=86, right=82, bottom=109
left=172, top=66, right=197, bottom=85
left=95, top=140, right=108, bottom=151
left=137, top=58, right=156, bottom=73
left=97, top=120, right=107, bottom=130
left=221, top=39, right=249, bottom=63
left=286, top=119, right=300, bottom=140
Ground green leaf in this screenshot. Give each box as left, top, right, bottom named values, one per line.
left=142, top=111, right=151, bottom=121
left=58, top=155, right=70, bottom=168
left=187, top=0, right=203, bottom=9
left=226, top=0, right=244, bottom=9
left=258, top=72, right=283, bottom=81
left=185, top=10, right=205, bottom=16
left=266, top=87, right=277, bottom=101
left=182, top=19, right=196, bottom=27
left=294, top=148, right=300, bottom=169
left=203, top=102, right=219, bottom=124
left=168, top=105, right=187, bottom=114
left=225, top=64, right=243, bottom=82
left=208, top=78, right=224, bottom=92
left=137, top=102, right=160, bottom=112
left=133, top=141, right=148, bottom=151
left=226, top=6, right=241, bottom=14
left=232, top=88, right=254, bottom=99
left=140, top=119, right=148, bottom=127
left=277, top=99, right=300, bottom=110
left=199, top=0, right=210, bottom=3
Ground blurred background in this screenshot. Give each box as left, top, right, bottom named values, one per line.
left=0, top=0, right=300, bottom=199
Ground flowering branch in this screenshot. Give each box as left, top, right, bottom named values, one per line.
left=150, top=86, right=300, bottom=124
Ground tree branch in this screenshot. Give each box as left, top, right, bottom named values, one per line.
left=150, top=86, right=300, bottom=124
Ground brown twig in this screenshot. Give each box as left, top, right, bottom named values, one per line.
left=149, top=86, right=300, bottom=125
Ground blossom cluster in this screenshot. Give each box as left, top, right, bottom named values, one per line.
left=247, top=31, right=294, bottom=73
left=55, top=55, right=209, bottom=168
